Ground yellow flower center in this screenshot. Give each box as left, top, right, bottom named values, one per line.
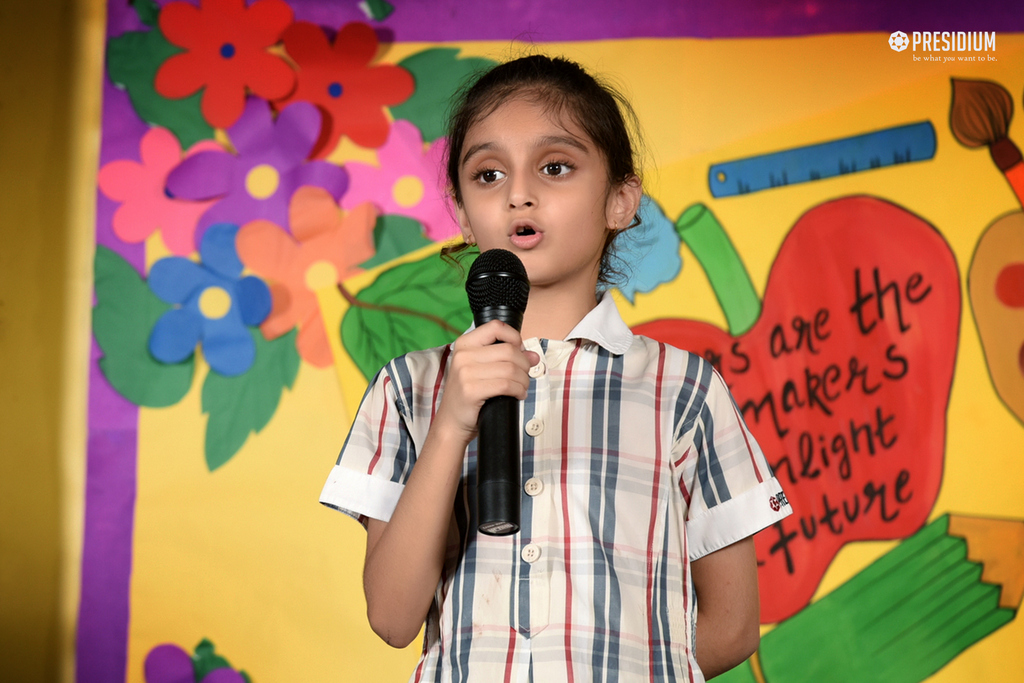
left=245, top=164, right=280, bottom=199
left=305, top=260, right=339, bottom=291
left=392, top=175, right=424, bottom=208
left=198, top=286, right=232, bottom=319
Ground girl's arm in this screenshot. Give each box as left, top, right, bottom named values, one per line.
left=690, top=536, right=761, bottom=678
left=362, top=423, right=467, bottom=648
left=362, top=321, right=538, bottom=648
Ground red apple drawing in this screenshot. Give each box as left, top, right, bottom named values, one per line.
left=635, top=195, right=961, bottom=622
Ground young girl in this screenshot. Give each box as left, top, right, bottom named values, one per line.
left=320, top=55, right=792, bottom=682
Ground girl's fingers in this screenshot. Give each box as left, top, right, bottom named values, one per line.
left=440, top=321, right=544, bottom=429
left=465, top=377, right=530, bottom=402
left=453, top=322, right=538, bottom=374
left=466, top=342, right=533, bottom=371
left=450, top=357, right=531, bottom=397
left=459, top=320, right=524, bottom=348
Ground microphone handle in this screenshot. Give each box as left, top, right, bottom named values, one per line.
left=476, top=394, right=521, bottom=536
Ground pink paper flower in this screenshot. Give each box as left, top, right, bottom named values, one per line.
left=97, top=127, right=220, bottom=255
left=340, top=119, right=459, bottom=241
left=236, top=187, right=376, bottom=367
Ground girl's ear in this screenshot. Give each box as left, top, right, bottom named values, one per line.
left=608, top=175, right=643, bottom=230
left=456, top=203, right=475, bottom=244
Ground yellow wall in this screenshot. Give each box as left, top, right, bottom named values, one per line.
left=0, top=0, right=102, bottom=680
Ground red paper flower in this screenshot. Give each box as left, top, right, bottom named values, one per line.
left=155, top=0, right=297, bottom=129
left=276, top=21, right=414, bottom=156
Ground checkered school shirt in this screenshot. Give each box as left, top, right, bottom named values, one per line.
left=320, top=295, right=791, bottom=683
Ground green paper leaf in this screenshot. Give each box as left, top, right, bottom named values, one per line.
left=192, top=639, right=232, bottom=681
left=134, top=0, right=160, bottom=27
left=106, top=23, right=214, bottom=148
left=360, top=0, right=395, bottom=21
left=92, top=246, right=195, bottom=407
left=190, top=638, right=252, bottom=683
left=201, top=328, right=300, bottom=471
left=342, top=250, right=476, bottom=380
left=359, top=214, right=433, bottom=270
left=390, top=48, right=497, bottom=142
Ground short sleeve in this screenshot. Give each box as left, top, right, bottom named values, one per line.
left=673, top=362, right=792, bottom=560
left=319, top=363, right=418, bottom=525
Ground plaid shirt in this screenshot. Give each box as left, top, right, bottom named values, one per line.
left=321, top=295, right=791, bottom=683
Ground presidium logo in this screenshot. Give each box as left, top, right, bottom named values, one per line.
left=889, top=30, right=997, bottom=61
left=889, top=31, right=910, bottom=52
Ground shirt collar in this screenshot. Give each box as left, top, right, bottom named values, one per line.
left=563, top=291, right=634, bottom=355
left=465, top=292, right=634, bottom=356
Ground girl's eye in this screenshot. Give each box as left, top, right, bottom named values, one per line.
left=473, top=168, right=505, bottom=184
left=542, top=162, right=572, bottom=176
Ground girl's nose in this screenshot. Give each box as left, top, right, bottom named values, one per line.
left=507, top=174, right=535, bottom=209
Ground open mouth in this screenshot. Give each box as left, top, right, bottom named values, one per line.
left=515, top=226, right=536, bottom=236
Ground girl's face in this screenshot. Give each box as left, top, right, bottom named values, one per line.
left=455, top=98, right=640, bottom=297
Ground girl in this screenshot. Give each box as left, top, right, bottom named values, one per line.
left=320, top=55, right=792, bottom=682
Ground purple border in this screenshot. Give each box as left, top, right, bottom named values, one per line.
left=77, top=357, right=139, bottom=683
left=78, top=1, right=1023, bottom=681
left=240, top=0, right=1024, bottom=40
left=77, top=31, right=148, bottom=680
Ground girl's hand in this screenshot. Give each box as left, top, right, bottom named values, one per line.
left=435, top=320, right=540, bottom=445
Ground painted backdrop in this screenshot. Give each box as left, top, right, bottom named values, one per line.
left=82, top=1, right=1024, bottom=681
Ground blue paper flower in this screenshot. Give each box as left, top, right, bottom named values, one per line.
left=148, top=223, right=272, bottom=376
left=615, top=195, right=683, bottom=303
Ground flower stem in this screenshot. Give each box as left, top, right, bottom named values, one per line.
left=336, top=282, right=461, bottom=336
left=675, top=203, right=761, bottom=335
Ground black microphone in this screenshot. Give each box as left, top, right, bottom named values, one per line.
left=466, top=249, right=530, bottom=536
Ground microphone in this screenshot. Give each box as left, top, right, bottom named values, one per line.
left=466, top=249, right=530, bottom=536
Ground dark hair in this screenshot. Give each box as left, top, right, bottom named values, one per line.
left=442, top=54, right=644, bottom=287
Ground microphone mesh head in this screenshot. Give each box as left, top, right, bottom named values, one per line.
left=466, top=249, right=530, bottom=315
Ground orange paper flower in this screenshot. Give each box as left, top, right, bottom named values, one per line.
left=236, top=187, right=376, bottom=367
left=276, top=21, right=414, bottom=156
left=155, top=0, right=296, bottom=129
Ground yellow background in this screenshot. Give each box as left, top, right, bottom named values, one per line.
left=129, top=35, right=1024, bottom=681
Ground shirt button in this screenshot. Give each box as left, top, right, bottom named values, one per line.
left=529, top=362, right=546, bottom=378
left=521, top=544, right=541, bottom=563
left=525, top=418, right=543, bottom=436
left=524, top=477, right=544, bottom=496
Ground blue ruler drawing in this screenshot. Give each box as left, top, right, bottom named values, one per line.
left=708, top=121, right=936, bottom=198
